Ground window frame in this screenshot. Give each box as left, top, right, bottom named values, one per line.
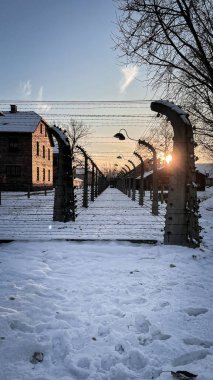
left=36, top=142, right=39, bottom=156
left=8, top=138, right=19, bottom=153
left=37, top=167, right=39, bottom=181
left=6, top=165, right=21, bottom=177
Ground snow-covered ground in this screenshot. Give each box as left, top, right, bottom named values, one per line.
left=0, top=187, right=212, bottom=379
left=0, top=188, right=164, bottom=241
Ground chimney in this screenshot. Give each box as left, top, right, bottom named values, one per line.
left=10, top=104, right=17, bottom=113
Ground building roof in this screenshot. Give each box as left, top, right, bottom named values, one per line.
left=76, top=167, right=92, bottom=174
left=0, top=111, right=42, bottom=133
left=196, top=163, right=213, bottom=179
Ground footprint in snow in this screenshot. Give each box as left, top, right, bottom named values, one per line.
left=183, top=337, right=213, bottom=348
left=135, top=314, right=150, bottom=334
left=172, top=350, right=210, bottom=366
left=152, top=301, right=170, bottom=311
left=10, top=319, right=34, bottom=333
left=138, top=330, right=171, bottom=346
left=98, top=325, right=110, bottom=337
left=184, top=307, right=208, bottom=316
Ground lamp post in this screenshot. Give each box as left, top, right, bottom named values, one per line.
left=134, top=151, right=144, bottom=206
left=114, top=129, right=158, bottom=215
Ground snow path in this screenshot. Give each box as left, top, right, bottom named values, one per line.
left=0, top=188, right=164, bottom=241
left=0, top=241, right=212, bottom=380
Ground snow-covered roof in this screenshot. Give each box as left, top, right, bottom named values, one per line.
left=0, top=111, right=42, bottom=133
left=74, top=177, right=83, bottom=182
left=76, top=168, right=92, bottom=174
left=142, top=167, right=164, bottom=179
left=196, top=163, right=213, bottom=178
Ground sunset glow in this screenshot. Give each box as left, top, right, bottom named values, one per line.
left=165, top=154, right=172, bottom=164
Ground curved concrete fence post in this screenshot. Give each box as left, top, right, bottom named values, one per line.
left=49, top=126, right=76, bottom=222
left=137, top=141, right=158, bottom=215
left=151, top=100, right=200, bottom=247
left=134, top=152, right=145, bottom=206
left=128, top=160, right=136, bottom=201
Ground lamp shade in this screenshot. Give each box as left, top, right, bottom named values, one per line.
left=113, top=132, right=126, bottom=140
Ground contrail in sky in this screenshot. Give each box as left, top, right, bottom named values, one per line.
left=120, top=64, right=139, bottom=93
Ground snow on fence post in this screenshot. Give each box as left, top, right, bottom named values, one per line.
left=151, top=100, right=200, bottom=247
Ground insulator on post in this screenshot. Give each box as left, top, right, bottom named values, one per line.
left=192, top=238, right=199, bottom=245
left=192, top=182, right=198, bottom=188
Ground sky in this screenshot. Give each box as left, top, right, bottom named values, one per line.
left=0, top=0, right=151, bottom=101
left=0, top=1, right=208, bottom=166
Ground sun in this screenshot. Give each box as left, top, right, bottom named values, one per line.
left=165, top=154, right=172, bottom=164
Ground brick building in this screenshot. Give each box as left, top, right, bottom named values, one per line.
left=0, top=105, right=54, bottom=191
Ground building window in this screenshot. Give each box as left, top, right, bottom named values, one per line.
left=48, top=148, right=50, bottom=160
left=43, top=168, right=45, bottom=182
left=40, top=124, right=43, bottom=134
left=45, top=127, right=47, bottom=137
left=6, top=165, right=21, bottom=177
left=43, top=146, right=45, bottom=159
left=48, top=170, right=50, bottom=181
left=36, top=142, right=39, bottom=156
left=37, top=167, right=39, bottom=181
left=8, top=138, right=19, bottom=153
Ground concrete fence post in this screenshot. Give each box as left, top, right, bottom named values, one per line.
left=151, top=100, right=200, bottom=247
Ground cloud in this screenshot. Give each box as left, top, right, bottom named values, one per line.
left=120, top=64, right=139, bottom=93
left=20, top=80, right=32, bottom=97
left=36, top=86, right=51, bottom=113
